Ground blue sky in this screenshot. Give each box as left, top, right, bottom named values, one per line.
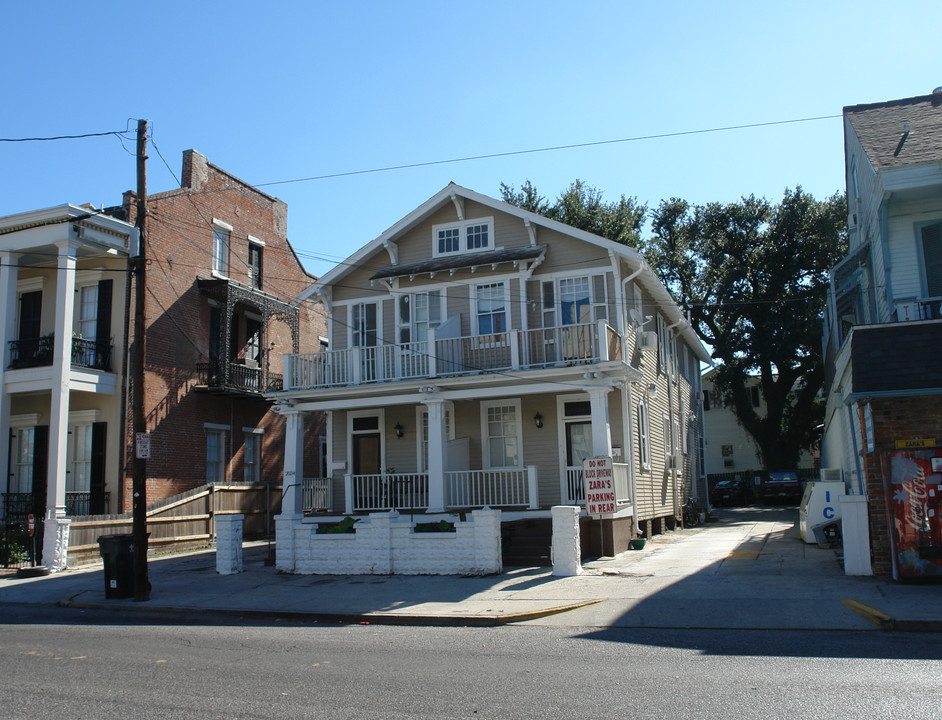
left=2, top=1, right=940, bottom=278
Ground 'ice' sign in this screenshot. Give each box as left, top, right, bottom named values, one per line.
left=583, top=456, right=615, bottom=516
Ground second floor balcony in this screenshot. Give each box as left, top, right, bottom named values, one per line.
left=196, top=359, right=284, bottom=395
left=284, top=321, right=623, bottom=392
left=7, top=335, right=113, bottom=372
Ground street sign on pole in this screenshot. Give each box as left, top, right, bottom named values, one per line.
left=135, top=432, right=151, bottom=460
left=582, top=456, right=615, bottom=516
left=27, top=514, right=35, bottom=537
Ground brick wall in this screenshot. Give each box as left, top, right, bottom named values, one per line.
left=118, top=150, right=326, bottom=510
left=860, top=395, right=942, bottom=576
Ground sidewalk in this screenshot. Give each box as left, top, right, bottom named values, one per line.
left=1, top=507, right=939, bottom=631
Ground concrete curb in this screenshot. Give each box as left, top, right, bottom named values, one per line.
left=841, top=598, right=942, bottom=633
left=57, top=592, right=604, bottom=628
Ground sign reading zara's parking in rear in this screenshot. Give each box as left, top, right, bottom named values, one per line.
left=583, top=456, right=615, bottom=516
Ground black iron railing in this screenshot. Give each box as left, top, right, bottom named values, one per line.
left=8, top=335, right=112, bottom=371
left=1, top=491, right=109, bottom=522
left=196, top=361, right=281, bottom=394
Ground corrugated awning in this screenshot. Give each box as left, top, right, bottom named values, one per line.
left=370, top=245, right=546, bottom=281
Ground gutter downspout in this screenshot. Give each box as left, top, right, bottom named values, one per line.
left=878, top=196, right=895, bottom=317
left=845, top=396, right=867, bottom=496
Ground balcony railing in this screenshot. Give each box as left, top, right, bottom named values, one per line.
left=1, top=491, right=109, bottom=521
left=196, top=361, right=283, bottom=394
left=285, top=321, right=622, bottom=391
left=7, top=336, right=113, bottom=371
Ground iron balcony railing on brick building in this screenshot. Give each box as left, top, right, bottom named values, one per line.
left=1, top=492, right=110, bottom=522
left=196, top=360, right=283, bottom=395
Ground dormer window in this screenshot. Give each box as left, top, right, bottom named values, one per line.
left=433, top=217, right=493, bottom=257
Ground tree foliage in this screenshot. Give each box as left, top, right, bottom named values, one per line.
left=501, top=179, right=847, bottom=471
left=501, top=180, right=646, bottom=249
left=646, top=188, right=847, bottom=470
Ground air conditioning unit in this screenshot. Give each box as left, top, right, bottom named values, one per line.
left=820, top=468, right=843, bottom=483
left=639, top=331, right=657, bottom=352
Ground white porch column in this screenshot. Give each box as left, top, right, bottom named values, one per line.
left=43, top=242, right=77, bottom=570
left=279, top=410, right=305, bottom=517
left=588, top=386, right=613, bottom=458
left=0, top=253, right=18, bottom=503
left=425, top=399, right=446, bottom=512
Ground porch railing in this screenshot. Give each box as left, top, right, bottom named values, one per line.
left=346, top=473, right=429, bottom=513
left=285, top=321, right=622, bottom=391
left=301, top=477, right=333, bottom=513
left=8, top=335, right=112, bottom=372
left=444, top=467, right=537, bottom=509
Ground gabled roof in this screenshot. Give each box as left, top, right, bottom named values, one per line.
left=844, top=91, right=942, bottom=170
left=300, top=183, right=711, bottom=363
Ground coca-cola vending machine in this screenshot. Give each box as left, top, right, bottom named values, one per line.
left=881, top=450, right=942, bottom=581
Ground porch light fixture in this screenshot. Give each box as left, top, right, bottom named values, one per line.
left=533, top=412, right=543, bottom=429
left=394, top=422, right=404, bottom=439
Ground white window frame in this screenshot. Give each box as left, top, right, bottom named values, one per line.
left=480, top=399, right=522, bottom=469
left=432, top=217, right=494, bottom=258
left=9, top=414, right=40, bottom=495
left=349, top=301, right=380, bottom=348
left=397, top=289, right=443, bottom=344
left=243, top=427, right=264, bottom=483
left=917, top=219, right=942, bottom=299
left=347, top=409, right=386, bottom=476
left=248, top=237, right=264, bottom=289
left=637, top=401, right=650, bottom=470
left=205, top=423, right=228, bottom=484
left=212, top=219, right=232, bottom=278
left=472, top=281, right=509, bottom=336
left=663, top=414, right=672, bottom=468
left=541, top=272, right=609, bottom=328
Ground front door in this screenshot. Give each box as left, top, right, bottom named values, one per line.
left=565, top=420, right=592, bottom=504
left=353, top=433, right=381, bottom=476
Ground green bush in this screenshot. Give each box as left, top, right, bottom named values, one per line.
left=414, top=519, right=455, bottom=533
left=315, top=516, right=360, bottom=534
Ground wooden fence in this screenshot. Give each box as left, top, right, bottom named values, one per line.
left=67, top=483, right=281, bottom=565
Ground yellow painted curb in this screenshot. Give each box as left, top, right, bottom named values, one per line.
left=841, top=598, right=892, bottom=627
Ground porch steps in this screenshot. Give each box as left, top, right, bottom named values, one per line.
left=501, top=518, right=552, bottom=567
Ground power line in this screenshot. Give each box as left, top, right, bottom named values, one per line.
left=0, top=129, right=133, bottom=143
left=252, top=114, right=842, bottom=189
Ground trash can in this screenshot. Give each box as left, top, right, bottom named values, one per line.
left=98, top=534, right=134, bottom=599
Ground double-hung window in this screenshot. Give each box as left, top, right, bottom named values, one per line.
left=244, top=430, right=262, bottom=483
left=481, top=400, right=521, bottom=468
left=206, top=425, right=227, bottom=483
left=542, top=274, right=608, bottom=327
left=248, top=238, right=264, bottom=289
left=433, top=217, right=494, bottom=257
left=212, top=219, right=232, bottom=277
left=475, top=283, right=506, bottom=335
left=638, top=401, right=650, bottom=469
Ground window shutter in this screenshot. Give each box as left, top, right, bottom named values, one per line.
left=90, top=422, right=107, bottom=514
left=96, top=279, right=113, bottom=346
left=922, top=223, right=942, bottom=297
left=32, top=425, right=49, bottom=513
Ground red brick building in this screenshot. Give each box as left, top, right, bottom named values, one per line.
left=116, top=150, right=325, bottom=511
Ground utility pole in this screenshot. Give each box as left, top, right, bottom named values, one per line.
left=132, top=119, right=149, bottom=601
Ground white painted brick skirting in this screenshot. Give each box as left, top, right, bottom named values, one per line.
left=275, top=508, right=502, bottom=575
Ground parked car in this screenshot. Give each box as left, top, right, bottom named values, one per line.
left=760, top=471, right=802, bottom=505
left=710, top=479, right=745, bottom=506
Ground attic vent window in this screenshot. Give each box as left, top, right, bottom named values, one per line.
left=432, top=217, right=494, bottom=258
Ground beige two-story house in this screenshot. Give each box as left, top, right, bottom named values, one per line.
left=273, top=184, right=710, bottom=565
